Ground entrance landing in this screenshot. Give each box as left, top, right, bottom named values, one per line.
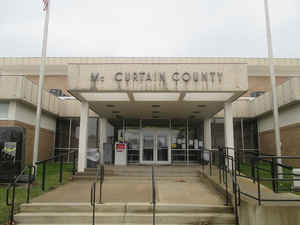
left=32, top=179, right=225, bottom=205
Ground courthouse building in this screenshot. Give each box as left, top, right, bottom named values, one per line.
left=0, top=57, right=300, bottom=171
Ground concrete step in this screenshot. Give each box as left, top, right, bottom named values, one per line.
left=85, top=167, right=202, bottom=173
left=15, top=212, right=235, bottom=224
left=76, top=172, right=201, bottom=177
left=19, top=224, right=235, bottom=225
left=20, top=203, right=233, bottom=214
left=72, top=175, right=201, bottom=182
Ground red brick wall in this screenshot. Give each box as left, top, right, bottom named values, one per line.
left=259, top=123, right=300, bottom=167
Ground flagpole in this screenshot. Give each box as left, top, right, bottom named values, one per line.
left=264, top=0, right=283, bottom=178
left=33, top=0, right=51, bottom=166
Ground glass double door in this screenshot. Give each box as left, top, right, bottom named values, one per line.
left=141, top=129, right=171, bottom=164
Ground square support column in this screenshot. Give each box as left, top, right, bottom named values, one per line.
left=204, top=118, right=212, bottom=161
left=78, top=102, right=89, bottom=172
left=224, top=102, right=235, bottom=161
left=99, top=118, right=108, bottom=165
left=204, top=118, right=212, bottom=150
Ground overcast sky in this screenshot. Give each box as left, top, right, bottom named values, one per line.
left=0, top=0, right=299, bottom=57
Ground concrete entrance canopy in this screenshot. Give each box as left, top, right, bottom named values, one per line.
left=68, top=63, right=248, bottom=119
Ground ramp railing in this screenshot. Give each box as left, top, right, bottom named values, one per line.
left=235, top=154, right=300, bottom=205
left=90, top=167, right=98, bottom=225
left=5, top=150, right=77, bottom=225
left=6, top=165, right=35, bottom=225
left=201, top=148, right=240, bottom=225
left=203, top=147, right=300, bottom=225
left=35, top=150, right=77, bottom=192
left=90, top=163, right=105, bottom=225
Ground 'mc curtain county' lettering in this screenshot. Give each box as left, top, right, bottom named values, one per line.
left=114, top=72, right=223, bottom=83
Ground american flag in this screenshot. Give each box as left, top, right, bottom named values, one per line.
left=43, top=0, right=49, bottom=11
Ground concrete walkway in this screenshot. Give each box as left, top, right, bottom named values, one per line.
left=32, top=179, right=225, bottom=205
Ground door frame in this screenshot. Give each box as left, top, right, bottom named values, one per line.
left=140, top=128, right=171, bottom=165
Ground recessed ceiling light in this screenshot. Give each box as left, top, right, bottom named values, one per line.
left=192, top=111, right=200, bottom=114
left=152, top=105, right=160, bottom=108
left=152, top=111, right=160, bottom=113
left=184, top=93, right=233, bottom=101
left=106, top=104, right=115, bottom=107
left=197, top=105, right=206, bottom=107
left=81, top=92, right=129, bottom=101
left=134, top=92, right=180, bottom=101
left=112, top=111, right=120, bottom=113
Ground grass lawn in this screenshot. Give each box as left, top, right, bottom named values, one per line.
left=0, top=163, right=74, bottom=224
left=238, top=160, right=295, bottom=192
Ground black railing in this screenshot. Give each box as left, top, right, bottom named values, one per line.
left=248, top=156, right=300, bottom=205
left=99, top=164, right=104, bottom=204
left=5, top=150, right=77, bottom=225
left=208, top=147, right=300, bottom=210
left=201, top=148, right=240, bottom=225
left=90, top=181, right=96, bottom=225
left=151, top=165, right=156, bottom=225
left=90, top=163, right=105, bottom=225
left=6, top=165, right=35, bottom=225
left=35, top=150, right=77, bottom=192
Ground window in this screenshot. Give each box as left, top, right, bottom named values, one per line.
left=49, top=89, right=63, bottom=97
left=250, top=91, right=265, bottom=98
left=0, top=102, right=9, bottom=119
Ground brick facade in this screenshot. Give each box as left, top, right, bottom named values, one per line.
left=245, top=76, right=290, bottom=97
left=259, top=123, right=300, bottom=167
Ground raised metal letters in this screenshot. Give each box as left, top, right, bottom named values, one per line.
left=111, top=71, right=223, bottom=83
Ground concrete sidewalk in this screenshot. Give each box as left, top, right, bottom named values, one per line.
left=32, top=179, right=225, bottom=205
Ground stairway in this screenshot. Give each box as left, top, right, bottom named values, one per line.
left=72, top=166, right=202, bottom=182
left=15, top=202, right=236, bottom=225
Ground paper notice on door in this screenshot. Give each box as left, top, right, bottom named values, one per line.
left=172, top=137, right=177, bottom=144
left=199, top=141, right=203, bottom=147
left=194, top=139, right=199, bottom=149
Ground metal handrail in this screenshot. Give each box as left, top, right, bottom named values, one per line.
left=152, top=165, right=156, bottom=225
left=35, top=150, right=77, bottom=191
left=230, top=149, right=300, bottom=204
left=203, top=148, right=239, bottom=224
left=90, top=181, right=96, bottom=225
left=90, top=162, right=105, bottom=225
left=99, top=164, right=104, bottom=204
left=90, top=165, right=99, bottom=225
left=5, top=150, right=76, bottom=225
left=6, top=165, right=35, bottom=225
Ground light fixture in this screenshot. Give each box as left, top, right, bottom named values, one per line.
left=134, top=92, right=180, bottom=101
left=152, top=105, right=160, bottom=108
left=184, top=93, right=233, bottom=101
left=81, top=92, right=130, bottom=101
left=192, top=111, right=200, bottom=114
left=152, top=111, right=160, bottom=113
left=197, top=105, right=206, bottom=107
left=106, top=104, right=115, bottom=107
